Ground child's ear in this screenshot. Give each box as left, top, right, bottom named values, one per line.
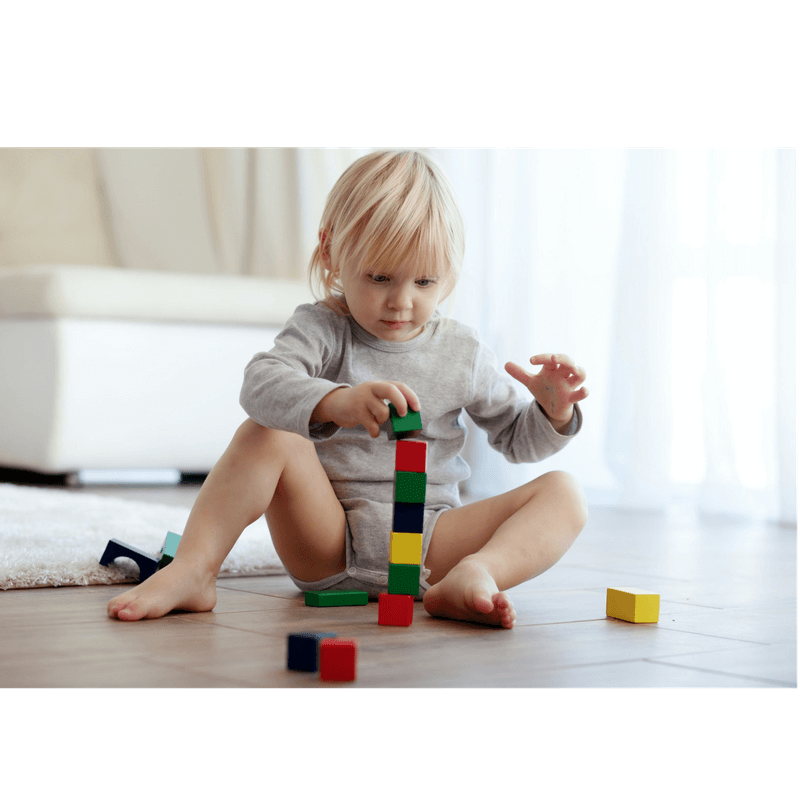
left=319, top=229, right=332, bottom=266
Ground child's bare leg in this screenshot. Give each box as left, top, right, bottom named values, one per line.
left=107, top=420, right=346, bottom=620
left=422, top=470, right=588, bottom=629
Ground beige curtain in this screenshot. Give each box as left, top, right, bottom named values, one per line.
left=0, top=147, right=372, bottom=279
left=0, top=148, right=114, bottom=268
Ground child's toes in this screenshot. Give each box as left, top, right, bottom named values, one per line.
left=467, top=587, right=495, bottom=614
left=493, top=593, right=516, bottom=629
left=116, top=599, right=149, bottom=621
left=107, top=598, right=128, bottom=619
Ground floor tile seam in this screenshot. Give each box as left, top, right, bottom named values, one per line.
left=215, top=585, right=300, bottom=600
left=559, top=564, right=702, bottom=582
left=137, top=655, right=260, bottom=688
left=513, top=617, right=610, bottom=628
left=511, top=618, right=780, bottom=647
left=643, top=658, right=796, bottom=688
left=177, top=614, right=285, bottom=634
left=651, top=625, right=780, bottom=646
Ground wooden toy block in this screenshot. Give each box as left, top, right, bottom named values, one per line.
left=395, top=440, right=427, bottom=473
left=305, top=590, right=369, bottom=607
left=388, top=404, right=423, bottom=440
left=394, top=471, right=427, bottom=504
left=390, top=531, right=423, bottom=565
left=378, top=592, right=414, bottom=626
left=99, top=538, right=159, bottom=582
left=287, top=632, right=338, bottom=672
left=388, top=563, right=421, bottom=595
left=156, top=530, right=181, bottom=569
left=606, top=587, right=660, bottom=623
left=393, top=502, right=424, bottom=533
left=320, top=638, right=358, bottom=681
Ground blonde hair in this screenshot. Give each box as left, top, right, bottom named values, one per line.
left=308, top=150, right=465, bottom=314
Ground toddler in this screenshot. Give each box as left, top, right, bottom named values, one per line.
left=108, top=149, right=589, bottom=629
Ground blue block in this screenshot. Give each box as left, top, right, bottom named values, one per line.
left=393, top=502, right=425, bottom=534
left=287, top=632, right=338, bottom=672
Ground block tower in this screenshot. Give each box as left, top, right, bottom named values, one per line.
left=378, top=404, right=426, bottom=627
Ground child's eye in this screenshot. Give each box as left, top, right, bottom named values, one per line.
left=368, top=274, right=390, bottom=284
left=416, top=278, right=437, bottom=288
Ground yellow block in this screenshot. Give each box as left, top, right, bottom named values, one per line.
left=390, top=532, right=423, bottom=565
left=606, top=587, right=660, bottom=623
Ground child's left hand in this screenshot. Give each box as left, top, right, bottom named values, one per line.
left=505, top=354, right=588, bottom=431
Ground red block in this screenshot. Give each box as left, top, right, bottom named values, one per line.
left=319, top=639, right=358, bottom=681
left=378, top=592, right=414, bottom=627
left=395, top=440, right=427, bottom=473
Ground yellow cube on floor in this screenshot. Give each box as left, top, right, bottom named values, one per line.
left=606, top=587, right=660, bottom=623
left=390, top=531, right=423, bottom=565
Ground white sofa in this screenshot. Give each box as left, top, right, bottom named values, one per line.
left=0, top=265, right=313, bottom=477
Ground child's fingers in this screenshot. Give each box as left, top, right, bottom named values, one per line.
left=363, top=414, right=382, bottom=438
left=382, top=381, right=421, bottom=414
left=530, top=354, right=577, bottom=372
left=566, top=365, right=587, bottom=386
left=569, top=386, right=589, bottom=403
left=369, top=382, right=408, bottom=416
left=504, top=361, right=533, bottom=386
left=392, top=381, right=421, bottom=413
left=367, top=396, right=392, bottom=425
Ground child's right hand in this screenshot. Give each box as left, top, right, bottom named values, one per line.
left=312, top=381, right=420, bottom=438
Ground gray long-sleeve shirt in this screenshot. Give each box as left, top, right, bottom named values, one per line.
left=240, top=302, right=581, bottom=513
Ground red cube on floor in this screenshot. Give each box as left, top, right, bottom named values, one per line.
left=378, top=592, right=414, bottom=626
left=319, top=638, right=358, bottom=681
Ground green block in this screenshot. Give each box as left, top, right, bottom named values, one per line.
left=156, top=530, right=181, bottom=569
left=305, top=591, right=369, bottom=607
left=394, top=471, right=427, bottom=504
left=388, top=404, right=423, bottom=440
left=388, top=563, right=421, bottom=595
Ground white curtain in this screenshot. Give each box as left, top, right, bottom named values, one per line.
left=433, top=148, right=795, bottom=526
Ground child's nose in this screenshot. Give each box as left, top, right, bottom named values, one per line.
left=388, top=285, right=413, bottom=310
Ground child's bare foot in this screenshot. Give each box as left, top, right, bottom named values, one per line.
left=422, top=556, right=516, bottom=629
left=107, top=561, right=217, bottom=621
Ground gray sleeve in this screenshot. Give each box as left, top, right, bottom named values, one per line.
left=239, top=304, right=351, bottom=440
left=465, top=338, right=582, bottom=464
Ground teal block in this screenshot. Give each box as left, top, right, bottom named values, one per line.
left=305, top=591, right=369, bottom=607
left=394, top=471, right=427, bottom=504
left=388, top=404, right=423, bottom=440
left=156, top=530, right=181, bottom=569
left=388, top=563, right=421, bottom=595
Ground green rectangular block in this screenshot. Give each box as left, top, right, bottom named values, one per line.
left=394, top=471, right=427, bottom=504
left=388, top=404, right=423, bottom=440
left=388, top=563, right=421, bottom=595
left=305, top=591, right=369, bottom=607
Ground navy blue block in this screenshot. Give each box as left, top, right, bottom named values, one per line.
left=99, top=538, right=159, bottom=582
left=393, top=502, right=425, bottom=534
left=287, top=632, right=338, bottom=672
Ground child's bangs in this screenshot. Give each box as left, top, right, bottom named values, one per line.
left=351, top=206, right=451, bottom=283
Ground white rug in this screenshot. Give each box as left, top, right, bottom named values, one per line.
left=0, top=483, right=285, bottom=590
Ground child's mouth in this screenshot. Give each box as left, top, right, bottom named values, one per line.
left=383, top=320, right=409, bottom=330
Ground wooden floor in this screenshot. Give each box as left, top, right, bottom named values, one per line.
left=1, top=483, right=796, bottom=688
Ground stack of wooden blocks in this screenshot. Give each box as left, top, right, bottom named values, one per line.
left=378, top=404, right=426, bottom=627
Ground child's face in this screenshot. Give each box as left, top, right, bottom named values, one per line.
left=340, top=266, right=446, bottom=342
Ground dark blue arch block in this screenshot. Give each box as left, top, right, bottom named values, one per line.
left=99, top=538, right=159, bottom=582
